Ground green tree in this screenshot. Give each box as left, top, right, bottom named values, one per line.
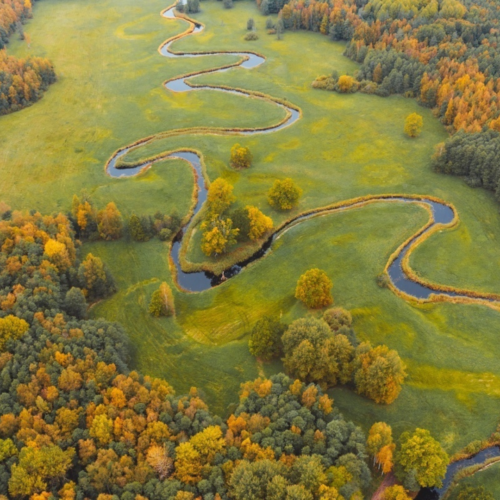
left=129, top=214, right=147, bottom=241
left=149, top=282, right=175, bottom=317
left=295, top=268, right=333, bottom=309
left=404, top=113, right=423, bottom=138
left=64, top=287, right=87, bottom=319
left=248, top=316, right=286, bottom=361
left=232, top=207, right=251, bottom=242
left=323, top=307, right=352, bottom=331
left=78, top=253, right=115, bottom=299
left=207, top=178, right=236, bottom=215
left=268, top=178, right=302, bottom=210
left=247, top=18, right=255, bottom=30
left=353, top=342, right=406, bottom=404
left=456, top=486, right=494, bottom=500
left=282, top=317, right=354, bottom=386
left=395, top=428, right=449, bottom=489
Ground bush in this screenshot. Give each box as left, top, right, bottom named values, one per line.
left=159, top=228, right=172, bottom=241
left=323, top=307, right=352, bottom=331
left=223, top=0, right=233, bottom=9
left=295, top=269, right=333, bottom=309
left=247, top=18, right=255, bottom=30
left=267, top=178, right=302, bottom=210
left=149, top=282, right=175, bottom=317
left=244, top=32, right=259, bottom=41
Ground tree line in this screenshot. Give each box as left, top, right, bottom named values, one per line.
left=267, top=0, right=500, bottom=210
left=0, top=0, right=57, bottom=116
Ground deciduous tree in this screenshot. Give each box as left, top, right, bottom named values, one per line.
left=295, top=268, right=333, bottom=309
left=404, top=113, right=423, bottom=138
left=268, top=178, right=302, bottom=210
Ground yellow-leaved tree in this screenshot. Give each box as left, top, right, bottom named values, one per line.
left=246, top=206, right=273, bottom=240
left=404, top=113, right=423, bottom=137
left=295, top=268, right=333, bottom=309
left=0, top=315, right=29, bottom=351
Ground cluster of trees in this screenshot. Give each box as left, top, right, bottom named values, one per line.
left=71, top=193, right=123, bottom=241
left=0, top=203, right=453, bottom=497
left=249, top=308, right=407, bottom=405
left=129, top=211, right=182, bottom=243
left=0, top=0, right=33, bottom=49
left=432, top=129, right=500, bottom=199
left=0, top=51, right=56, bottom=115
left=0, top=208, right=115, bottom=314
left=0, top=0, right=58, bottom=116
left=273, top=0, right=500, bottom=207
left=201, top=178, right=274, bottom=256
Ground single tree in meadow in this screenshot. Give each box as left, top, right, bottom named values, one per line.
left=404, top=113, right=423, bottom=138
left=395, top=428, right=449, bottom=490
left=295, top=268, right=333, bottom=309
left=248, top=316, right=286, bottom=361
left=149, top=282, right=175, bottom=317
left=223, top=0, right=233, bottom=9
left=247, top=18, right=255, bottom=30
left=353, top=342, right=406, bottom=404
left=268, top=178, right=302, bottom=210
left=247, top=206, right=273, bottom=240
left=97, top=202, right=123, bottom=240
left=230, top=143, right=253, bottom=169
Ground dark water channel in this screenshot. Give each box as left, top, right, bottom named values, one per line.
left=105, top=5, right=500, bottom=495
left=415, top=446, right=500, bottom=499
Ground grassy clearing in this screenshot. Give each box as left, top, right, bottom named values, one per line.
left=3, top=0, right=500, bottom=449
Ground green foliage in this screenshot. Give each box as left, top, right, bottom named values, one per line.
left=231, top=207, right=251, bottom=242
left=129, top=214, right=147, bottom=242
left=455, top=486, right=494, bottom=500
left=78, top=253, right=115, bottom=300
left=395, top=428, right=449, bottom=489
left=282, top=317, right=354, bottom=386
left=247, top=18, right=255, bottom=30
left=248, top=315, right=285, bottom=361
left=149, top=282, right=175, bottom=317
left=295, top=268, right=333, bottom=309
left=267, top=178, right=302, bottom=210
left=64, top=287, right=88, bottom=319
left=323, top=307, right=352, bottom=331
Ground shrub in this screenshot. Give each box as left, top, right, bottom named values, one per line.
left=223, top=0, right=233, bottom=9
left=247, top=18, right=255, bottom=30
left=323, top=307, right=352, bottom=331
left=267, top=178, right=302, bottom=210
left=244, top=32, right=259, bottom=41
left=295, top=269, right=333, bottom=309
left=337, top=75, right=359, bottom=93
left=230, top=143, right=253, bottom=168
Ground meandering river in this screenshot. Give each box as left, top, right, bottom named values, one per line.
left=105, top=7, right=500, bottom=495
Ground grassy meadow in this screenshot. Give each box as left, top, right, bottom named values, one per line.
left=2, top=0, right=500, bottom=453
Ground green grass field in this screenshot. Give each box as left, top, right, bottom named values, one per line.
left=3, top=0, right=500, bottom=454
left=450, top=461, right=500, bottom=498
